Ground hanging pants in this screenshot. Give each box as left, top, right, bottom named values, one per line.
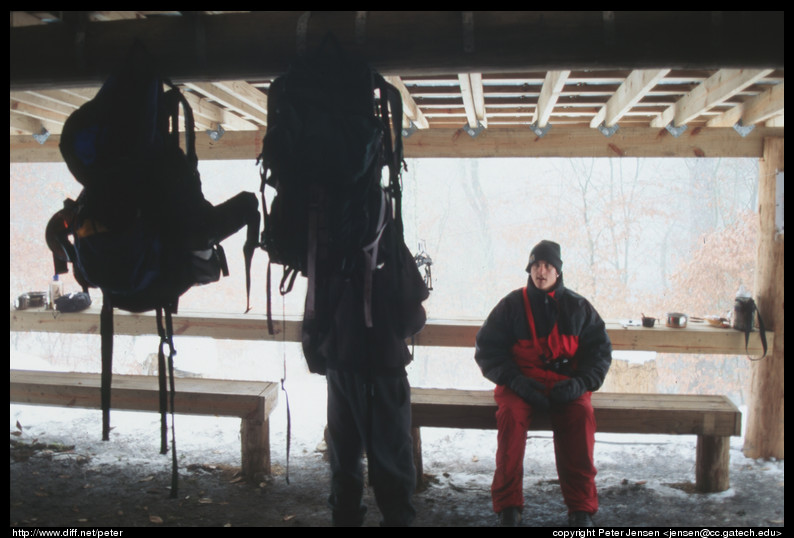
left=491, top=385, right=598, bottom=515
left=326, top=369, right=417, bottom=527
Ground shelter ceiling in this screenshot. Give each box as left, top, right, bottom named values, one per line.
left=9, top=11, right=784, bottom=160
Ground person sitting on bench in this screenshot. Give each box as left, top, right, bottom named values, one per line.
left=474, top=240, right=612, bottom=527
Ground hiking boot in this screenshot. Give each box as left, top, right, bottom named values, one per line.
left=498, top=507, right=522, bottom=527
left=568, top=511, right=594, bottom=527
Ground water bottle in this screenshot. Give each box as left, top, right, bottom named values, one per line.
left=48, top=274, right=63, bottom=310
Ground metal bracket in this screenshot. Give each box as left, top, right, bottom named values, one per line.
left=32, top=127, right=50, bottom=145
left=206, top=124, right=225, bottom=141
left=732, top=120, right=756, bottom=138
left=596, top=121, right=620, bottom=138
left=529, top=122, right=552, bottom=138
left=463, top=121, right=485, bottom=137
left=401, top=120, right=418, bottom=139
left=665, top=122, right=688, bottom=138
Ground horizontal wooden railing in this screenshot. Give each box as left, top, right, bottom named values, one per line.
left=11, top=307, right=770, bottom=356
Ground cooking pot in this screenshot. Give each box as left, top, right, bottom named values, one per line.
left=641, top=316, right=656, bottom=328
left=666, top=312, right=688, bottom=328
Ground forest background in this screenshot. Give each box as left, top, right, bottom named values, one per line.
left=10, top=156, right=760, bottom=405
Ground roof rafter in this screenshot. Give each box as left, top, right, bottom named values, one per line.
left=184, top=82, right=268, bottom=129
left=707, top=82, right=784, bottom=128
left=9, top=98, right=68, bottom=132
left=590, top=69, right=670, bottom=128
left=385, top=76, right=429, bottom=130
left=534, top=70, right=570, bottom=128
left=10, top=111, right=57, bottom=136
left=651, top=69, right=775, bottom=129
left=458, top=73, right=487, bottom=129
left=180, top=90, right=258, bottom=132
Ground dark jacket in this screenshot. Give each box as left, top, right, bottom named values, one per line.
left=474, top=275, right=612, bottom=391
left=302, top=219, right=428, bottom=377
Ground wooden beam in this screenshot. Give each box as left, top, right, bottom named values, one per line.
left=10, top=91, right=80, bottom=119
left=652, top=69, right=774, bottom=128
left=181, top=90, right=259, bottom=132
left=470, top=73, right=487, bottom=127
left=210, top=80, right=269, bottom=125
left=534, top=70, right=569, bottom=128
left=9, top=111, right=58, bottom=137
left=10, top=126, right=783, bottom=163
left=399, top=126, right=780, bottom=159
left=184, top=82, right=267, bottom=128
left=707, top=82, right=784, bottom=128
left=458, top=73, right=487, bottom=129
left=9, top=308, right=772, bottom=356
left=10, top=11, right=784, bottom=91
left=9, top=98, right=69, bottom=128
left=384, top=76, right=429, bottom=130
left=590, top=68, right=670, bottom=128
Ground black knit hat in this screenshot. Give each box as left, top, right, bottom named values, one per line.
left=525, top=240, right=563, bottom=274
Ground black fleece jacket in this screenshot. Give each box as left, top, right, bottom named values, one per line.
left=474, top=275, right=612, bottom=391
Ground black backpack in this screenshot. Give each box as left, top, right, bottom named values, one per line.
left=257, top=35, right=428, bottom=373
left=46, top=41, right=260, bottom=496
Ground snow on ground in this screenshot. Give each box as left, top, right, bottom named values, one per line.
left=10, top=351, right=784, bottom=528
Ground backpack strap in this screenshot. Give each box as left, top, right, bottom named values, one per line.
left=375, top=74, right=405, bottom=233
left=744, top=302, right=768, bottom=360
left=163, top=80, right=197, bottom=166
left=45, top=200, right=91, bottom=293
left=362, top=190, right=389, bottom=327
left=304, top=186, right=322, bottom=322
left=155, top=305, right=179, bottom=498
left=243, top=210, right=259, bottom=313
left=155, top=308, right=169, bottom=454
left=100, top=293, right=114, bottom=441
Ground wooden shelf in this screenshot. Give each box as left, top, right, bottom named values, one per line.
left=10, top=307, right=770, bottom=356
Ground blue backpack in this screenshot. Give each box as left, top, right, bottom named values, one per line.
left=47, top=41, right=260, bottom=496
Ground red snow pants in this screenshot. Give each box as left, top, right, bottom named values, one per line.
left=491, top=386, right=598, bottom=515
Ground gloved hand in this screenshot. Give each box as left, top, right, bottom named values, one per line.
left=509, top=375, right=550, bottom=411
left=549, top=377, right=587, bottom=404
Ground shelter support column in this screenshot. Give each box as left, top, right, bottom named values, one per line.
left=743, top=137, right=784, bottom=459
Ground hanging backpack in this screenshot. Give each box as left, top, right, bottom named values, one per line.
left=257, top=35, right=428, bottom=374
left=46, top=40, right=260, bottom=497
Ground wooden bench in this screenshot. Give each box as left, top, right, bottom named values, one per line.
left=9, top=369, right=279, bottom=479
left=410, top=388, right=742, bottom=493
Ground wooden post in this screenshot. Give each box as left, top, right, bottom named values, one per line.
left=241, top=417, right=271, bottom=478
left=696, top=435, right=731, bottom=492
left=743, top=137, right=784, bottom=459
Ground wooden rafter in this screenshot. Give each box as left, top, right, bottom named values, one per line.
left=651, top=69, right=775, bottom=129
left=707, top=82, right=785, bottom=128
left=534, top=70, right=570, bottom=128
left=385, top=75, right=429, bottom=130
left=184, top=82, right=268, bottom=128
left=458, top=73, right=487, bottom=129
left=181, top=90, right=258, bottom=132
left=590, top=69, right=670, bottom=129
